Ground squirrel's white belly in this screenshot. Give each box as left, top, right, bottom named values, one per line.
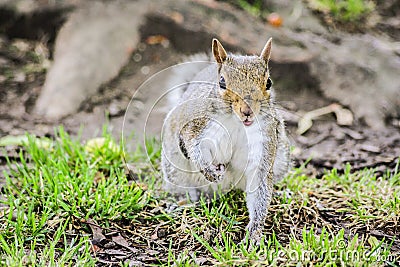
left=200, top=115, right=265, bottom=191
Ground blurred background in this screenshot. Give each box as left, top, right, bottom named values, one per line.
left=0, top=0, right=399, bottom=175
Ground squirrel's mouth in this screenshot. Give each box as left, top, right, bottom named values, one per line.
left=243, top=119, right=253, bottom=126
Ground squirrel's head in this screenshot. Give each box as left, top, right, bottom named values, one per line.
left=212, top=38, right=273, bottom=127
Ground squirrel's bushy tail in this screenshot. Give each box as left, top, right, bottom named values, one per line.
left=164, top=53, right=213, bottom=108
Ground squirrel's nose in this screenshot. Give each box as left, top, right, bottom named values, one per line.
left=240, top=105, right=253, bottom=117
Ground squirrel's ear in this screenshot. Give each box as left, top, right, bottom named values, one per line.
left=212, top=38, right=227, bottom=64
left=260, top=37, right=272, bottom=63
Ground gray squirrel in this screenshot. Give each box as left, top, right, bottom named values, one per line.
left=161, top=38, right=290, bottom=244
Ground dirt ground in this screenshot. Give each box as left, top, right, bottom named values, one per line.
left=1, top=1, right=399, bottom=177
left=0, top=32, right=399, bottom=178
left=0, top=1, right=399, bottom=265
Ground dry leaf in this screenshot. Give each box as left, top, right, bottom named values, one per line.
left=104, top=249, right=127, bottom=256
left=267, top=13, right=283, bottom=27
left=87, top=219, right=106, bottom=244
left=90, top=244, right=102, bottom=253
left=297, top=104, right=353, bottom=135
left=331, top=104, right=353, bottom=126
left=360, top=144, right=380, bottom=153
left=367, top=236, right=380, bottom=248
left=168, top=11, right=184, bottom=24
left=151, top=230, right=158, bottom=240
left=112, top=235, right=138, bottom=253
left=297, top=114, right=314, bottom=135
left=85, top=137, right=119, bottom=154
left=146, top=35, right=169, bottom=45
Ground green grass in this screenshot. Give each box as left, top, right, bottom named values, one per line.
left=226, top=0, right=374, bottom=25
left=0, top=127, right=399, bottom=266
left=1, top=127, right=149, bottom=265
left=307, top=0, right=375, bottom=22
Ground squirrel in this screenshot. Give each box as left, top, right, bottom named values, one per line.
left=161, top=38, right=290, bottom=244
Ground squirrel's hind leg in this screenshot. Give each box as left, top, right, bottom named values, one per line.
left=244, top=184, right=272, bottom=246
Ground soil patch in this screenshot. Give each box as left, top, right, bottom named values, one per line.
left=0, top=2, right=399, bottom=265
left=0, top=13, right=399, bottom=177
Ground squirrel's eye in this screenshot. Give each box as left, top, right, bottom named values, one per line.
left=266, top=77, right=272, bottom=91
left=219, top=76, right=227, bottom=90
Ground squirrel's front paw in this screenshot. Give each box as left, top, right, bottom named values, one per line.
left=211, top=163, right=226, bottom=177
left=200, top=163, right=226, bottom=182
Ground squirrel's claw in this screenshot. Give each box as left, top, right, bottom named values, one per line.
left=200, top=163, right=226, bottom=182
left=241, top=222, right=263, bottom=248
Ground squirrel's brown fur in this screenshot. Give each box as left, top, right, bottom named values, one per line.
left=161, top=38, right=290, bottom=244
